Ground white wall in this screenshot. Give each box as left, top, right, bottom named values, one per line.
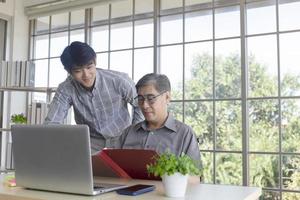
left=0, top=0, right=14, bottom=17
left=0, top=0, right=29, bottom=60
left=11, top=1, right=29, bottom=60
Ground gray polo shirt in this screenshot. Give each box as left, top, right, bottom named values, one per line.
left=117, top=114, right=201, bottom=162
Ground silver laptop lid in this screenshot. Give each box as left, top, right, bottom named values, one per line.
left=12, top=124, right=96, bottom=195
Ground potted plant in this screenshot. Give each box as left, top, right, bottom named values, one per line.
left=11, top=113, right=27, bottom=124
left=147, top=152, right=201, bottom=197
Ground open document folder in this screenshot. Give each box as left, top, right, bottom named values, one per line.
left=92, top=149, right=161, bottom=180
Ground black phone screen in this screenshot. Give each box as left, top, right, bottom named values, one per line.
left=116, top=184, right=155, bottom=196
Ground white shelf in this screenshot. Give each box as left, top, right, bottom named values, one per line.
left=0, top=128, right=10, bottom=132
left=0, top=87, right=56, bottom=93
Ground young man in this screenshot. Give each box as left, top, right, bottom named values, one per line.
left=44, top=41, right=143, bottom=153
left=117, top=73, right=200, bottom=162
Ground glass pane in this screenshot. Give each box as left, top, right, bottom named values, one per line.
left=280, top=32, right=300, bottom=96
left=50, top=32, right=68, bottom=57
left=92, top=4, right=109, bottom=23
left=36, top=16, right=49, bottom=34
left=111, top=0, right=132, bottom=19
left=34, top=59, right=48, bottom=87
left=111, top=22, right=132, bottom=50
left=282, top=192, right=300, bottom=200
left=185, top=101, right=213, bottom=150
left=215, top=39, right=241, bottom=98
left=161, top=0, right=182, bottom=11
left=49, top=58, right=67, bottom=87
left=110, top=50, right=132, bottom=78
left=135, top=0, right=153, bottom=15
left=215, top=6, right=240, bottom=38
left=279, top=0, right=300, bottom=31
left=134, top=19, right=153, bottom=48
left=96, top=53, right=108, bottom=69
left=248, top=35, right=278, bottom=97
left=201, top=152, right=213, bottom=183
left=34, top=35, right=49, bottom=59
left=249, top=99, right=279, bottom=152
left=246, top=1, right=276, bottom=35
left=91, top=26, right=109, bottom=52
left=10, top=92, right=27, bottom=115
left=70, top=29, right=84, bottom=43
left=216, top=153, right=242, bottom=185
left=134, top=48, right=153, bottom=82
left=185, top=10, right=212, bottom=42
left=216, top=100, right=242, bottom=151
left=281, top=99, right=300, bottom=153
left=282, top=155, right=300, bottom=191
left=160, top=14, right=183, bottom=45
left=250, top=154, right=279, bottom=188
left=51, top=13, right=69, bottom=32
left=169, top=101, right=183, bottom=121
left=33, top=92, right=47, bottom=103
left=160, top=45, right=183, bottom=99
left=185, top=42, right=213, bottom=99
left=70, top=9, right=85, bottom=28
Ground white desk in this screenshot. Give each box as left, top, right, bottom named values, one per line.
left=0, top=174, right=261, bottom=200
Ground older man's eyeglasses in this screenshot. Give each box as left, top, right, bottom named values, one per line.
left=135, top=91, right=166, bottom=105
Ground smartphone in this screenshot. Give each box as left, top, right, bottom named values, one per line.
left=116, top=184, right=155, bottom=196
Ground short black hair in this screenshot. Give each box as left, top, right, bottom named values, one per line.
left=60, top=41, right=96, bottom=73
left=136, top=73, right=171, bottom=92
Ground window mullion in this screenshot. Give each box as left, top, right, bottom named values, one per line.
left=153, top=0, right=160, bottom=74
left=240, top=0, right=249, bottom=186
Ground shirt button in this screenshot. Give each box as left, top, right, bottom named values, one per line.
left=149, top=131, right=153, bottom=135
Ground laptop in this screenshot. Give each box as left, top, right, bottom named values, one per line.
left=11, top=124, right=127, bottom=196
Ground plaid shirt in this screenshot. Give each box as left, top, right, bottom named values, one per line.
left=45, top=68, right=144, bottom=139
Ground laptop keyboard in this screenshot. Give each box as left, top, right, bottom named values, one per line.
left=94, top=185, right=105, bottom=190
left=94, top=182, right=127, bottom=191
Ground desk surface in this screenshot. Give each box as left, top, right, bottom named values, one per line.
left=0, top=174, right=261, bottom=200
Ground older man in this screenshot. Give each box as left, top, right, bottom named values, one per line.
left=117, top=73, right=200, bottom=162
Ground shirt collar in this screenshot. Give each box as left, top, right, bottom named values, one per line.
left=164, top=114, right=177, bottom=132
left=134, top=113, right=177, bottom=133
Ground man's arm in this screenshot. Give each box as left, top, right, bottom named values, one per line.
left=183, top=128, right=202, bottom=167
left=183, top=128, right=202, bottom=182
left=44, top=87, right=72, bottom=124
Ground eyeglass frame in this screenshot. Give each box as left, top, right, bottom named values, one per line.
left=134, top=91, right=167, bottom=105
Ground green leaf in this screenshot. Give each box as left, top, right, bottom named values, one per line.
left=147, top=151, right=202, bottom=177
left=11, top=113, right=27, bottom=124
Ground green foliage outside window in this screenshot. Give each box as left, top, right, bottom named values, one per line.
left=169, top=52, right=300, bottom=199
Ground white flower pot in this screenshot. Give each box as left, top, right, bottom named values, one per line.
left=162, top=172, right=188, bottom=197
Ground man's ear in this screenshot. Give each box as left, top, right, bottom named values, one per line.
left=165, top=91, right=171, bottom=103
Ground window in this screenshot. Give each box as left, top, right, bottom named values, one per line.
left=29, top=0, right=300, bottom=199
